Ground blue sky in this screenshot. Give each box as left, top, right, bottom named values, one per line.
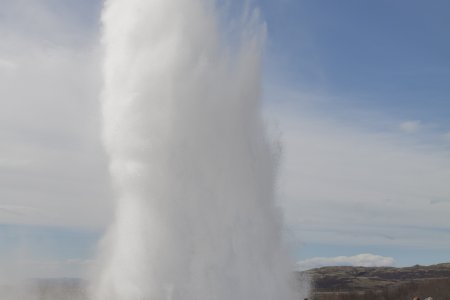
left=261, top=0, right=450, bottom=128
left=0, top=0, right=449, bottom=278
left=258, top=0, right=450, bottom=269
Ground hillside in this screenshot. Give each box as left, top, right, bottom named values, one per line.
left=301, top=263, right=450, bottom=300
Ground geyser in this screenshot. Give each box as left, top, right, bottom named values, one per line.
left=93, top=0, right=297, bottom=299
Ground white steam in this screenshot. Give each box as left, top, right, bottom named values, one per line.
left=92, top=0, right=299, bottom=299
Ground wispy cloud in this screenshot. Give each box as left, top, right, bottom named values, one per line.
left=399, top=120, right=421, bottom=133
left=267, top=92, right=450, bottom=250
left=0, top=58, right=17, bottom=70
left=430, top=198, right=450, bottom=205
left=297, top=253, right=395, bottom=271
left=443, top=132, right=450, bottom=141
left=18, top=258, right=94, bottom=266
left=4, top=258, right=94, bottom=279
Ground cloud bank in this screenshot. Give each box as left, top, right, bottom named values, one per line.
left=0, top=1, right=110, bottom=229
left=297, top=253, right=395, bottom=271
left=267, top=91, right=450, bottom=249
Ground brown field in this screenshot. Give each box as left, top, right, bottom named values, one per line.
left=302, top=263, right=450, bottom=300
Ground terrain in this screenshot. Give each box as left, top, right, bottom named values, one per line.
left=301, top=263, right=450, bottom=300
left=1, top=263, right=449, bottom=299
left=0, top=278, right=87, bottom=300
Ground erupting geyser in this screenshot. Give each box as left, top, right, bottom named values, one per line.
left=93, top=0, right=297, bottom=299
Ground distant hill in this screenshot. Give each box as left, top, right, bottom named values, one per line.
left=0, top=278, right=87, bottom=300
left=300, top=263, right=450, bottom=300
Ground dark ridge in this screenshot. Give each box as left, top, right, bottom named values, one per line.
left=299, top=262, right=450, bottom=300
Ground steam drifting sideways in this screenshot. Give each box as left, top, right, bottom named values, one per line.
left=93, top=0, right=298, bottom=299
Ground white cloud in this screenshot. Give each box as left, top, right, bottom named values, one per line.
left=0, top=1, right=111, bottom=229
left=443, top=132, right=450, bottom=141
left=399, top=120, right=421, bottom=133
left=1, top=259, right=94, bottom=281
left=297, top=253, right=395, bottom=271
left=267, top=97, right=450, bottom=249
left=0, top=58, right=17, bottom=70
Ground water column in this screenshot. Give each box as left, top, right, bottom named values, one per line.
left=93, top=0, right=297, bottom=299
